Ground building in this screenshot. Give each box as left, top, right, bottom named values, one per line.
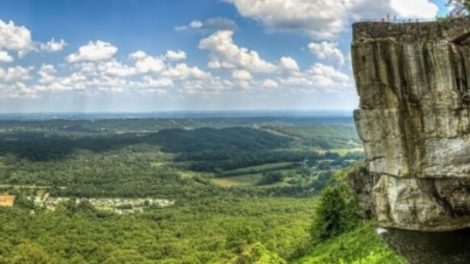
left=0, top=195, right=15, bottom=207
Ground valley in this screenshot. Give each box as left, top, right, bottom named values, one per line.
left=0, top=114, right=389, bottom=263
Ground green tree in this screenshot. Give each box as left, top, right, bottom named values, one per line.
left=103, top=250, right=153, bottom=264
left=11, top=243, right=61, bottom=264
left=311, top=183, right=360, bottom=241
left=233, top=243, right=286, bottom=264
left=226, top=224, right=261, bottom=253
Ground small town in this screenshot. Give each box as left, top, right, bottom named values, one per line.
left=0, top=192, right=175, bottom=214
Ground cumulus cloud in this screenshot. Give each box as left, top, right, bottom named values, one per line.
left=390, top=0, right=439, bottom=18
left=199, top=30, right=276, bottom=73
left=308, top=63, right=350, bottom=87
left=232, top=69, right=252, bottom=81
left=39, top=38, right=67, bottom=53
left=129, top=50, right=147, bottom=60
left=280, top=57, right=299, bottom=72
left=163, top=63, right=209, bottom=80
left=277, top=62, right=352, bottom=93
left=0, top=50, right=13, bottom=63
left=129, top=51, right=165, bottom=73
left=98, top=59, right=137, bottom=77
left=0, top=66, right=33, bottom=82
left=38, top=64, right=57, bottom=83
left=261, top=79, right=279, bottom=89
left=66, top=40, right=118, bottom=63
left=0, top=16, right=356, bottom=100
left=0, top=19, right=68, bottom=61
left=231, top=0, right=350, bottom=39
left=229, top=0, right=439, bottom=39
left=0, top=19, right=33, bottom=56
left=164, top=50, right=187, bottom=61
left=175, top=17, right=237, bottom=32
left=308, top=42, right=345, bottom=65
left=140, top=76, right=174, bottom=89
left=0, top=81, right=36, bottom=98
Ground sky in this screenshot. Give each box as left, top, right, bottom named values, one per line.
left=0, top=0, right=450, bottom=113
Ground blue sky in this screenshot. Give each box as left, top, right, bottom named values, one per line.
left=0, top=0, right=448, bottom=112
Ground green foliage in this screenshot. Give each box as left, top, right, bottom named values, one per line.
left=294, top=166, right=405, bottom=264
left=233, top=243, right=287, bottom=264
left=296, top=224, right=406, bottom=264
left=311, top=170, right=361, bottom=241
left=0, top=117, right=374, bottom=263
left=257, top=171, right=286, bottom=185
left=11, top=243, right=61, bottom=264
left=103, top=250, right=153, bottom=264
left=226, top=224, right=261, bottom=253
left=0, top=198, right=316, bottom=263
left=264, top=125, right=360, bottom=149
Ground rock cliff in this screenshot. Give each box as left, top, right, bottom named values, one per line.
left=352, top=18, right=470, bottom=231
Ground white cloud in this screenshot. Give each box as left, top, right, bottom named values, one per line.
left=278, top=62, right=352, bottom=93
left=199, top=30, right=276, bottom=73
left=308, top=42, right=345, bottom=65
left=129, top=50, right=165, bottom=73
left=0, top=50, right=13, bottom=63
left=0, top=66, right=33, bottom=82
left=230, top=0, right=349, bottom=39
left=175, top=17, right=237, bottom=32
left=261, top=79, right=279, bottom=89
left=129, top=50, right=147, bottom=60
left=190, top=20, right=203, bottom=29
left=229, top=0, right=439, bottom=39
left=38, top=64, right=57, bottom=83
left=232, top=69, right=253, bottom=81
left=163, top=63, right=209, bottom=80
left=98, top=59, right=137, bottom=77
left=132, top=54, right=165, bottom=73
left=308, top=63, right=350, bottom=87
left=140, top=76, right=174, bottom=89
left=66, top=40, right=118, bottom=63
left=0, top=19, right=33, bottom=57
left=39, top=38, right=67, bottom=53
left=280, top=57, right=299, bottom=72
left=390, top=0, right=439, bottom=18
left=164, top=50, right=187, bottom=61
left=0, top=81, right=36, bottom=98
left=0, top=19, right=69, bottom=59
left=29, top=49, right=213, bottom=96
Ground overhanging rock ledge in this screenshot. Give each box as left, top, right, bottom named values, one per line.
left=352, top=18, right=470, bottom=231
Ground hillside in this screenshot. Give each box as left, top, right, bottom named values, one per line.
left=0, top=116, right=371, bottom=263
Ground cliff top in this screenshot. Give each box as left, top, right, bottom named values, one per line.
left=353, top=17, right=470, bottom=43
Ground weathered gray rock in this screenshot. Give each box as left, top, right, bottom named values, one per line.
left=353, top=18, right=470, bottom=231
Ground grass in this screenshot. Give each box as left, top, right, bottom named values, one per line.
left=213, top=167, right=297, bottom=187
left=219, top=162, right=295, bottom=177
left=329, top=148, right=364, bottom=155
left=212, top=173, right=264, bottom=187
left=295, top=224, right=406, bottom=264
left=179, top=170, right=214, bottom=179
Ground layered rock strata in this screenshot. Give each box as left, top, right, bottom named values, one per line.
left=352, top=18, right=470, bottom=231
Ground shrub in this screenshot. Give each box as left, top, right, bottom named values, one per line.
left=311, top=180, right=360, bottom=241
left=256, top=172, right=285, bottom=186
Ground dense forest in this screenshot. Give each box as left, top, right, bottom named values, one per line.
left=0, top=116, right=402, bottom=263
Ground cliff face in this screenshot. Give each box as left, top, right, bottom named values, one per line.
left=352, top=18, right=470, bottom=231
